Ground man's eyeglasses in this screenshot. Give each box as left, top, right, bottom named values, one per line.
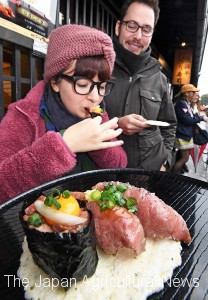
left=58, top=74, right=115, bottom=97
left=121, top=20, right=154, bottom=37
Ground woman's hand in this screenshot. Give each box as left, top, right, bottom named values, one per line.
left=63, top=117, right=124, bottom=153
left=118, top=114, right=148, bottom=135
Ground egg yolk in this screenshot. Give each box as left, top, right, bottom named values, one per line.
left=45, top=195, right=80, bottom=225
left=92, top=107, right=102, bottom=113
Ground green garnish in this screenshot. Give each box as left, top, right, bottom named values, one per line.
left=51, top=188, right=61, bottom=198
left=44, top=195, right=54, bottom=206
left=28, top=213, right=43, bottom=227
left=128, top=206, right=138, bottom=214
left=126, top=197, right=137, bottom=207
left=100, top=203, right=107, bottom=211
left=106, top=200, right=116, bottom=209
left=44, top=189, right=70, bottom=210
left=116, top=184, right=127, bottom=193
left=62, top=190, right=70, bottom=198
left=89, top=182, right=138, bottom=214
left=53, top=198, right=61, bottom=210
left=91, top=190, right=102, bottom=201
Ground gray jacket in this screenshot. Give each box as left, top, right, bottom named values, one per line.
left=105, top=55, right=177, bottom=170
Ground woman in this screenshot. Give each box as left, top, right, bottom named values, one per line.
left=172, top=84, right=207, bottom=173
left=0, top=25, right=127, bottom=203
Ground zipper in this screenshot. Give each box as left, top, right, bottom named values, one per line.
left=123, top=77, right=133, bottom=113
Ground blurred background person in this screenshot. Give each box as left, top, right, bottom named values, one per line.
left=191, top=92, right=200, bottom=113
left=172, top=84, right=208, bottom=174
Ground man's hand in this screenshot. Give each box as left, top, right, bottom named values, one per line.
left=160, top=165, right=166, bottom=172
left=118, top=114, right=149, bottom=135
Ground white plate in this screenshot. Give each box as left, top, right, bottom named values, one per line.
left=145, top=120, right=170, bottom=127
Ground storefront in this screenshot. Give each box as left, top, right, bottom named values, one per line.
left=0, top=0, right=57, bottom=119
left=0, top=0, right=116, bottom=120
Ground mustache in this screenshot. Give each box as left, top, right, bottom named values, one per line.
left=127, top=38, right=144, bottom=47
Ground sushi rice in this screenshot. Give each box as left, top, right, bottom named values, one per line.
left=18, top=237, right=182, bottom=300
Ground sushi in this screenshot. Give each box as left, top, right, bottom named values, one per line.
left=19, top=189, right=98, bottom=288
left=88, top=105, right=103, bottom=118
left=68, top=181, right=191, bottom=256
left=85, top=182, right=146, bottom=255
left=92, top=181, right=191, bottom=244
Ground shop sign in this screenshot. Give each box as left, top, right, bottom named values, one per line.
left=0, top=0, right=52, bottom=42
left=172, top=48, right=193, bottom=85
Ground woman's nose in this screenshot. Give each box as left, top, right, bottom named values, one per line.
left=87, top=85, right=101, bottom=102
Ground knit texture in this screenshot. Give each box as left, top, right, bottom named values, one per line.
left=44, top=24, right=115, bottom=82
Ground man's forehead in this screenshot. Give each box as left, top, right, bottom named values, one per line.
left=124, top=2, right=155, bottom=27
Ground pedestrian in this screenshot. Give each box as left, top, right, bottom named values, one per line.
left=105, top=0, right=177, bottom=171
left=191, top=92, right=200, bottom=114
left=0, top=24, right=127, bottom=203
left=172, top=84, right=208, bottom=174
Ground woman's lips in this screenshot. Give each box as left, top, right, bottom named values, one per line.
left=85, top=107, right=103, bottom=118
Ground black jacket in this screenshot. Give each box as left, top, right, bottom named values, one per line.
left=105, top=48, right=177, bottom=170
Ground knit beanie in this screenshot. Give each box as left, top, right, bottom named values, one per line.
left=44, top=24, right=115, bottom=82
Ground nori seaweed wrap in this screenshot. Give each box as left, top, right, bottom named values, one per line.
left=19, top=197, right=98, bottom=287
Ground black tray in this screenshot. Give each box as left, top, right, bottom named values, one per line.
left=0, top=168, right=208, bottom=300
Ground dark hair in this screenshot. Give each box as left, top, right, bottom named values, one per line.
left=53, top=55, right=111, bottom=84
left=120, top=0, right=160, bottom=26
left=74, top=56, right=111, bottom=81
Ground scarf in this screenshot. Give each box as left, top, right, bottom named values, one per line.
left=42, top=86, right=83, bottom=132
left=40, top=84, right=104, bottom=172
left=113, top=36, right=151, bottom=75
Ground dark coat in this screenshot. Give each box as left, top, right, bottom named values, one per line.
left=174, top=98, right=203, bottom=141
left=105, top=55, right=177, bottom=170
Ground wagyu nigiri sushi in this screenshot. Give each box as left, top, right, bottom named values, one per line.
left=87, top=201, right=145, bottom=255
left=92, top=181, right=191, bottom=244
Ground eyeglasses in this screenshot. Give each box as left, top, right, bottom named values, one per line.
left=121, top=20, right=154, bottom=37
left=58, top=74, right=115, bottom=97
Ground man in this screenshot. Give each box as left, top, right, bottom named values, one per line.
left=105, top=0, right=177, bottom=171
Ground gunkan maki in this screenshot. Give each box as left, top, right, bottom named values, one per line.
left=19, top=189, right=98, bottom=288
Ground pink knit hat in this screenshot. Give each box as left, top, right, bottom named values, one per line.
left=44, top=24, right=115, bottom=82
